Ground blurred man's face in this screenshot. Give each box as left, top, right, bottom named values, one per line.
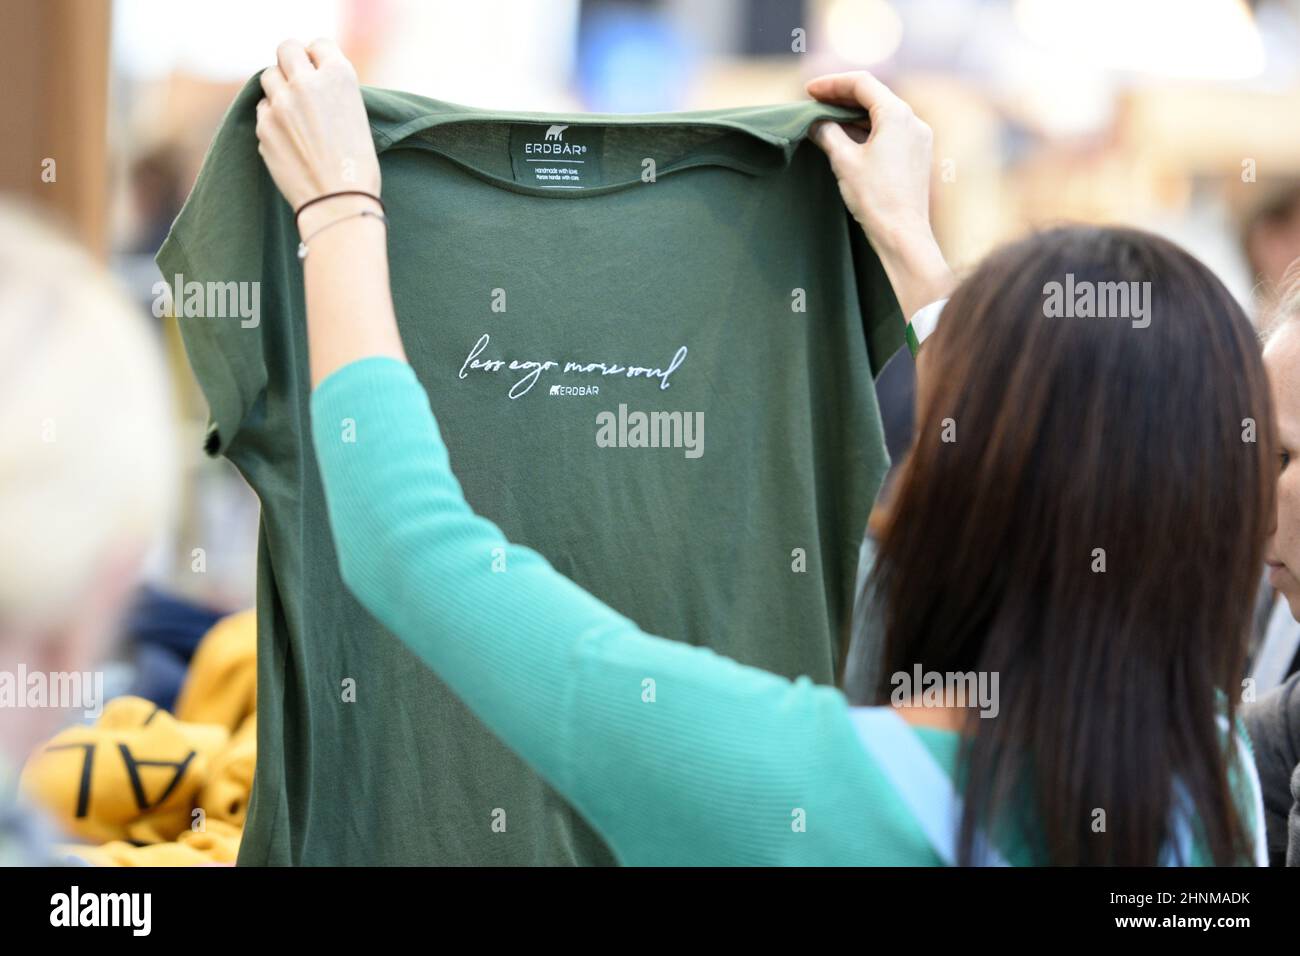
left=1248, top=197, right=1300, bottom=294
left=0, top=547, right=140, bottom=767
left=1265, top=322, right=1300, bottom=617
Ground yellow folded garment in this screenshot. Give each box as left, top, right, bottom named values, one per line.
left=21, top=609, right=259, bottom=864
left=59, top=818, right=242, bottom=867
left=198, top=715, right=255, bottom=827
left=175, top=607, right=256, bottom=733
left=20, top=696, right=229, bottom=845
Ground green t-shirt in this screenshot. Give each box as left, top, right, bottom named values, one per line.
left=158, top=74, right=903, bottom=865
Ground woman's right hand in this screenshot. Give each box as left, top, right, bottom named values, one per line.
left=256, top=38, right=382, bottom=236
left=807, top=71, right=954, bottom=321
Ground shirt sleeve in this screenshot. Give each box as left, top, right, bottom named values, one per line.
left=906, top=297, right=948, bottom=357
left=155, top=73, right=276, bottom=457
left=309, top=356, right=865, bottom=865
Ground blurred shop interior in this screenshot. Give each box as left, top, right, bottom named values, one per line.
left=4, top=0, right=1300, bottom=633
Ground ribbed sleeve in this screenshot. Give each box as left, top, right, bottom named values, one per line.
left=309, top=357, right=884, bottom=865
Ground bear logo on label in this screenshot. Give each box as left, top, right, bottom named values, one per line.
left=544, top=124, right=568, bottom=141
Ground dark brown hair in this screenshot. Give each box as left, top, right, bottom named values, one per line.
left=870, top=225, right=1275, bottom=865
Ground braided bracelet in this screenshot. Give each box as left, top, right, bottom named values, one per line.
left=297, top=208, right=389, bottom=260
left=294, top=190, right=386, bottom=230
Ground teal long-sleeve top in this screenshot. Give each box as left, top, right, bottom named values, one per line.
left=310, top=356, right=1266, bottom=866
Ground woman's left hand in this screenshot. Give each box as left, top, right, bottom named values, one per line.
left=807, top=71, right=954, bottom=321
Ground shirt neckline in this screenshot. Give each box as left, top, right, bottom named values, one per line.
left=359, top=84, right=867, bottom=156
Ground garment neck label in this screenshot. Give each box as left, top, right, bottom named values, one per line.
left=509, top=123, right=605, bottom=190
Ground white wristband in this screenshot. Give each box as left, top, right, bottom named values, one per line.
left=909, top=297, right=947, bottom=349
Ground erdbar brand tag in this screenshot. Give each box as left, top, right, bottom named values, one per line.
left=509, top=123, right=605, bottom=190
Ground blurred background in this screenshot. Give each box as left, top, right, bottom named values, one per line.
left=2, top=0, right=1300, bottom=865
left=3, top=0, right=1300, bottom=644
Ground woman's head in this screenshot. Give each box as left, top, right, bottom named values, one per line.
left=0, top=201, right=177, bottom=762
left=872, top=225, right=1273, bottom=865
left=1262, top=267, right=1300, bottom=617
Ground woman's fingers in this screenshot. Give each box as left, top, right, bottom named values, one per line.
left=260, top=65, right=288, bottom=101
left=805, top=71, right=859, bottom=105
left=806, top=70, right=905, bottom=117
left=276, top=39, right=314, bottom=81
left=306, top=37, right=347, bottom=70
left=809, top=120, right=859, bottom=165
